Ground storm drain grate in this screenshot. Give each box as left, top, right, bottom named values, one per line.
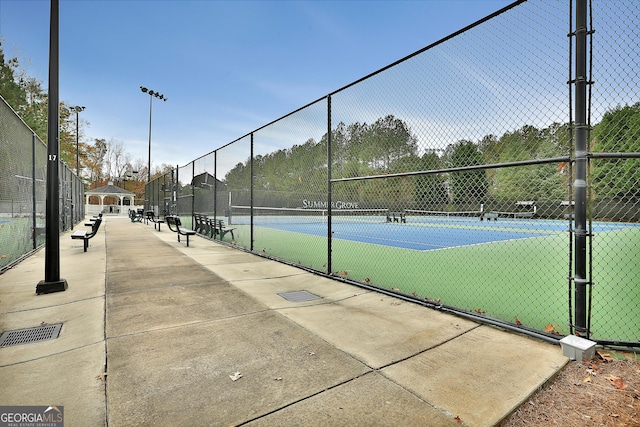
left=277, top=290, right=321, bottom=302
left=0, top=324, right=63, bottom=347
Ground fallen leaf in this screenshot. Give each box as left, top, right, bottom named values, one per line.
left=339, top=271, right=348, bottom=277
left=515, top=316, right=523, bottom=326
left=0, top=254, right=7, bottom=259
left=583, top=376, right=591, bottom=383
left=96, top=373, right=107, bottom=381
left=612, top=378, right=627, bottom=390
left=412, top=291, right=417, bottom=297
left=274, top=377, right=283, bottom=381
left=229, top=372, right=243, bottom=381
left=543, top=324, right=562, bottom=335
left=309, top=352, right=315, bottom=356
left=392, top=287, right=400, bottom=291
left=363, top=277, right=371, bottom=283
left=597, top=351, right=615, bottom=362
left=436, top=298, right=441, bottom=303
left=604, top=375, right=627, bottom=390
left=474, top=308, right=486, bottom=314
left=453, top=416, right=462, bottom=423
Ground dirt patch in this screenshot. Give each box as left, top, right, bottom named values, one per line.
left=501, top=351, right=640, bottom=427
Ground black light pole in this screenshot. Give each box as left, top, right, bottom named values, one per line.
left=70, top=105, right=85, bottom=176
left=37, top=0, right=67, bottom=294
left=139, top=86, right=167, bottom=183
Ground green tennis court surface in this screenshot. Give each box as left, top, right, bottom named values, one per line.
left=227, top=219, right=639, bottom=343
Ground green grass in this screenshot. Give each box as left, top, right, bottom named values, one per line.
left=228, top=223, right=640, bottom=343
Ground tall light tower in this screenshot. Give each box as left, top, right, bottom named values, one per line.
left=139, top=86, right=167, bottom=182
left=70, top=105, right=85, bottom=176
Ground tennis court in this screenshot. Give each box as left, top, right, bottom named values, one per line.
left=228, top=206, right=633, bottom=252
left=223, top=207, right=639, bottom=343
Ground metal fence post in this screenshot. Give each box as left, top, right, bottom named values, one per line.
left=213, top=150, right=218, bottom=221
left=327, top=95, right=332, bottom=275
left=573, top=0, right=589, bottom=336
left=32, top=132, right=37, bottom=250
left=191, top=161, right=195, bottom=220
left=250, top=133, right=254, bottom=251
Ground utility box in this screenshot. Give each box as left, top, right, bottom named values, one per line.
left=559, top=335, right=596, bottom=360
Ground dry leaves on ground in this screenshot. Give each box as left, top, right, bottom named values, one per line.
left=501, top=351, right=639, bottom=427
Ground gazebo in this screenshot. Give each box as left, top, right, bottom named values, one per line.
left=85, top=182, right=137, bottom=215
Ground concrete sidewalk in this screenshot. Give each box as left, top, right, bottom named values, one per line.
left=0, top=215, right=568, bottom=426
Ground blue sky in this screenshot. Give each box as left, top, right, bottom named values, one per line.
left=0, top=0, right=513, bottom=171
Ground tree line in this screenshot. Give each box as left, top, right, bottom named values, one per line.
left=4, top=40, right=637, bottom=209
left=224, top=104, right=640, bottom=211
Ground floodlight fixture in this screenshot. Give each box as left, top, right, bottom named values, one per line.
left=140, top=86, right=168, bottom=183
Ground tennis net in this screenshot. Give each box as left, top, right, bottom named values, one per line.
left=229, top=205, right=389, bottom=225
left=404, top=208, right=484, bottom=223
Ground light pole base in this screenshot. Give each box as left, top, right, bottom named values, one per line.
left=36, top=279, right=68, bottom=295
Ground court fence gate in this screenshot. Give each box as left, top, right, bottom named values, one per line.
left=146, top=0, right=639, bottom=348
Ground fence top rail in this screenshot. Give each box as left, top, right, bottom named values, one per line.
left=331, top=156, right=571, bottom=183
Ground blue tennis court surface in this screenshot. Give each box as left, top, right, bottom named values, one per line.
left=246, top=217, right=637, bottom=251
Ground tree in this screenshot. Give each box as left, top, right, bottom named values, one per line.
left=0, top=43, right=26, bottom=111
left=85, top=138, right=108, bottom=186
left=445, top=140, right=487, bottom=207
left=362, top=115, right=419, bottom=171
left=487, top=124, right=567, bottom=204
left=414, top=151, right=448, bottom=208
left=591, top=102, right=640, bottom=201
left=104, top=139, right=131, bottom=181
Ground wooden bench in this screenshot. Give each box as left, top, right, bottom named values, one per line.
left=71, top=217, right=102, bottom=252
left=166, top=215, right=197, bottom=247
left=214, top=219, right=235, bottom=240
left=145, top=211, right=165, bottom=231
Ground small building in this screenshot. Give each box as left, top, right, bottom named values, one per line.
left=191, top=172, right=227, bottom=191
left=85, top=182, right=136, bottom=215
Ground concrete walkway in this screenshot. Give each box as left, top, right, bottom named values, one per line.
left=0, top=215, right=568, bottom=426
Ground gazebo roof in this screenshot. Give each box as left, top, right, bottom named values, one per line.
left=86, top=183, right=134, bottom=196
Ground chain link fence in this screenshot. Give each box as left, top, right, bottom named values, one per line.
left=146, top=0, right=639, bottom=346
left=0, top=95, right=84, bottom=273
left=586, top=0, right=640, bottom=345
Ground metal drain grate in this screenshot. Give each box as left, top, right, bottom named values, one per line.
left=0, top=324, right=63, bottom=347
left=277, top=290, right=321, bottom=302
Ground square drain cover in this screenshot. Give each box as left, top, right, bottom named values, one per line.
left=0, top=324, right=62, bottom=347
left=277, top=290, right=321, bottom=302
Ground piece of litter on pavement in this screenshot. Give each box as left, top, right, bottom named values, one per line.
left=229, top=372, right=243, bottom=381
